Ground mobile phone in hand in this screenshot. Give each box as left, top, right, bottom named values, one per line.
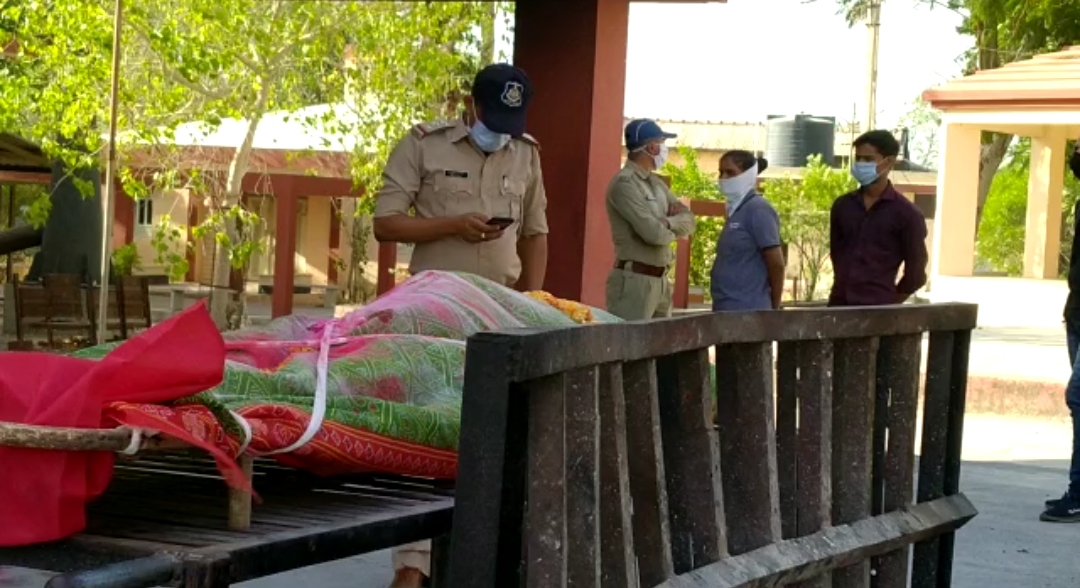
left=487, top=217, right=514, bottom=230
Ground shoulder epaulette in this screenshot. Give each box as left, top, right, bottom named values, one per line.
left=516, top=133, right=540, bottom=149
left=411, top=120, right=456, bottom=139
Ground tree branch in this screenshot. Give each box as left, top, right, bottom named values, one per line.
left=127, top=22, right=234, bottom=101
left=236, top=52, right=262, bottom=75
left=917, top=0, right=968, bottom=19
left=162, top=64, right=233, bottom=101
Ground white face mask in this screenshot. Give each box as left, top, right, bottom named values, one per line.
left=652, top=144, right=669, bottom=169
left=719, top=165, right=758, bottom=211
left=470, top=119, right=511, bottom=153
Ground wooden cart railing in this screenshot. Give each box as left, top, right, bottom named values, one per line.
left=445, top=302, right=978, bottom=588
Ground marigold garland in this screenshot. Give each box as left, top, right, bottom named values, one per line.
left=525, top=291, right=594, bottom=324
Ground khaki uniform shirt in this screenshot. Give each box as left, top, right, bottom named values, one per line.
left=605, top=162, right=695, bottom=268
left=374, top=119, right=548, bottom=286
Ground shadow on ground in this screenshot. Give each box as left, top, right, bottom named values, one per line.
left=953, top=459, right=1078, bottom=588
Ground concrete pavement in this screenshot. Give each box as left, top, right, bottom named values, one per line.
left=951, top=415, right=1077, bottom=588
left=968, top=326, right=1070, bottom=383
left=954, top=459, right=1078, bottom=588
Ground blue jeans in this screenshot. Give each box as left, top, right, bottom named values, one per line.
left=1065, top=321, right=1080, bottom=497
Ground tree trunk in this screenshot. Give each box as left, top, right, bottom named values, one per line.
left=973, top=133, right=1012, bottom=236
left=208, top=80, right=273, bottom=329
left=345, top=213, right=373, bottom=303
left=480, top=3, right=497, bottom=64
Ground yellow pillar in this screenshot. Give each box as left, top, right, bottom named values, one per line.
left=1023, top=127, right=1067, bottom=279
left=931, top=123, right=981, bottom=278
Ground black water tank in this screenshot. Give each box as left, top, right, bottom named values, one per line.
left=764, top=115, right=836, bottom=168
left=32, top=161, right=103, bottom=284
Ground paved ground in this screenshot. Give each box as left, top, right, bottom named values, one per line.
left=951, top=416, right=1077, bottom=588
left=968, top=326, right=1071, bottom=383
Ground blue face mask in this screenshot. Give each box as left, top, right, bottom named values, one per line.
left=469, top=119, right=511, bottom=153
left=851, top=161, right=881, bottom=186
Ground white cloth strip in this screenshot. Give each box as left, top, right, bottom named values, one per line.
left=119, top=428, right=143, bottom=455
left=229, top=410, right=254, bottom=456
left=264, top=325, right=335, bottom=456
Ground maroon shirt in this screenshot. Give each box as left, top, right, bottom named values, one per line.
left=828, top=183, right=928, bottom=306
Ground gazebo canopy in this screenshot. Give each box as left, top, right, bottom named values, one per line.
left=923, top=45, right=1080, bottom=135
left=922, top=45, right=1080, bottom=283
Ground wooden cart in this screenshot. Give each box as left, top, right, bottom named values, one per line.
left=0, top=423, right=454, bottom=588
left=2, top=302, right=980, bottom=588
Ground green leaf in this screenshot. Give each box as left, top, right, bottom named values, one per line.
left=659, top=146, right=723, bottom=292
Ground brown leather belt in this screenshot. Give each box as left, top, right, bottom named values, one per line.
left=615, top=260, right=666, bottom=278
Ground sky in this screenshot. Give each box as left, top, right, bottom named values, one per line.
left=497, top=0, right=973, bottom=128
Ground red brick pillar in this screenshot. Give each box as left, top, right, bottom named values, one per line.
left=513, top=0, right=629, bottom=306
left=112, top=180, right=135, bottom=248
left=185, top=199, right=198, bottom=282
left=272, top=180, right=298, bottom=318
left=328, top=198, right=341, bottom=285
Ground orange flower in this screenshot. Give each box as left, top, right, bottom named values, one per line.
left=526, top=291, right=594, bottom=324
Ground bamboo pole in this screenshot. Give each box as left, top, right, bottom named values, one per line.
left=97, top=0, right=123, bottom=345
left=0, top=421, right=133, bottom=451
left=0, top=421, right=188, bottom=453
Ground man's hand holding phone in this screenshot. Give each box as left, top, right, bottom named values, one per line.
left=487, top=216, right=514, bottom=229
left=456, top=213, right=508, bottom=243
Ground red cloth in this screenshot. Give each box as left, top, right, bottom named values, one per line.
left=0, top=304, right=225, bottom=546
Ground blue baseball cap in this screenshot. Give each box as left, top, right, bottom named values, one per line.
left=472, top=63, right=533, bottom=138
left=625, top=119, right=676, bottom=151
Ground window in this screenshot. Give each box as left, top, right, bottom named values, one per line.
left=136, top=199, right=153, bottom=226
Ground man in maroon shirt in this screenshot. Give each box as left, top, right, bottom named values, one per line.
left=828, top=130, right=928, bottom=306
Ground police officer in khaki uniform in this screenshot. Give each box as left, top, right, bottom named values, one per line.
left=373, top=63, right=547, bottom=588
left=373, top=63, right=548, bottom=295
left=605, top=119, right=695, bottom=320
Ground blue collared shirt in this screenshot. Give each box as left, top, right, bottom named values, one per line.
left=710, top=192, right=781, bottom=311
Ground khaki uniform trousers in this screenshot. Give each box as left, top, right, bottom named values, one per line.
left=605, top=266, right=672, bottom=320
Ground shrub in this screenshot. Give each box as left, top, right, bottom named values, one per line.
left=764, top=155, right=855, bottom=301
left=660, top=146, right=723, bottom=295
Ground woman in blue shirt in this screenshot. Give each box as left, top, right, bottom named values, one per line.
left=709, top=150, right=786, bottom=311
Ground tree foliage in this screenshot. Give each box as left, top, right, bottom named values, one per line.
left=975, top=153, right=1027, bottom=275
left=977, top=139, right=1080, bottom=277
left=764, top=154, right=856, bottom=301
left=2, top=0, right=501, bottom=326
left=898, top=96, right=942, bottom=168
left=660, top=146, right=721, bottom=293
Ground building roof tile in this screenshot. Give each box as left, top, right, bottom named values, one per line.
left=923, top=45, right=1080, bottom=110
